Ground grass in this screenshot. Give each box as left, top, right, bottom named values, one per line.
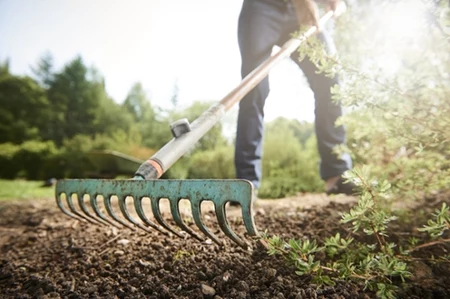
left=0, top=179, right=55, bottom=201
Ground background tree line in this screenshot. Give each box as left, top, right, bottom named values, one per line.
left=0, top=54, right=322, bottom=196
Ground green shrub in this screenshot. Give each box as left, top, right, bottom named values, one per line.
left=57, top=132, right=151, bottom=178
left=186, top=145, right=235, bottom=179
left=259, top=122, right=323, bottom=198
left=0, top=143, right=20, bottom=179
left=14, top=140, right=59, bottom=180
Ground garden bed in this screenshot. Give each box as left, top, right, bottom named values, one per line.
left=0, top=192, right=449, bottom=298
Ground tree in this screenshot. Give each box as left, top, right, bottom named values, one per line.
left=123, top=82, right=154, bottom=122
left=31, top=52, right=54, bottom=88
left=0, top=59, right=9, bottom=76
left=121, top=82, right=169, bottom=148
left=45, top=56, right=113, bottom=144
left=0, top=72, right=51, bottom=143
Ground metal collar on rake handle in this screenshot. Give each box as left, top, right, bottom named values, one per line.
left=56, top=4, right=346, bottom=249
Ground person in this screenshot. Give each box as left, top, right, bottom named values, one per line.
left=234, top=0, right=356, bottom=195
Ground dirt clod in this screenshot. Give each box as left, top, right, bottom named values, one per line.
left=201, top=284, right=216, bottom=296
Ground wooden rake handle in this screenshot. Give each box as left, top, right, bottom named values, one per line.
left=135, top=2, right=347, bottom=180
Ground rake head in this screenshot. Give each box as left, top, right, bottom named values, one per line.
left=56, top=179, right=258, bottom=248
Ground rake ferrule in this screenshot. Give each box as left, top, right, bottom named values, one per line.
left=134, top=159, right=164, bottom=180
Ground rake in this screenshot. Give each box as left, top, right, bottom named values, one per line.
left=56, top=4, right=346, bottom=248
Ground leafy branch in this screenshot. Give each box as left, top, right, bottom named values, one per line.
left=416, top=203, right=450, bottom=239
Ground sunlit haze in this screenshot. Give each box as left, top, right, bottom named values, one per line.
left=366, top=0, right=429, bottom=76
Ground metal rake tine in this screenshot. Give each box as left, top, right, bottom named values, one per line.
left=77, top=193, right=110, bottom=226
left=56, top=192, right=84, bottom=221
left=66, top=193, right=99, bottom=225
left=103, top=196, right=136, bottom=230
left=239, top=200, right=259, bottom=237
left=169, top=197, right=204, bottom=242
left=150, top=197, right=184, bottom=238
left=191, top=199, right=222, bottom=246
left=215, top=203, right=248, bottom=249
left=117, top=196, right=155, bottom=234
left=134, top=197, right=169, bottom=235
left=89, top=195, right=122, bottom=228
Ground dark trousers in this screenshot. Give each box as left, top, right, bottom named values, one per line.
left=235, top=0, right=352, bottom=188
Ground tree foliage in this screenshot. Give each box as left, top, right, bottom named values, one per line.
left=31, top=52, right=54, bottom=88
left=45, top=56, right=110, bottom=144
left=0, top=55, right=155, bottom=179
left=0, top=70, right=51, bottom=143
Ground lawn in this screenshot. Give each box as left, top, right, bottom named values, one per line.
left=0, top=179, right=55, bottom=201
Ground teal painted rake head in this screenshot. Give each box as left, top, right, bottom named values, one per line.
left=56, top=179, right=258, bottom=248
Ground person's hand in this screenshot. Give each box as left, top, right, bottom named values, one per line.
left=326, top=0, right=341, bottom=12
left=292, top=0, right=320, bottom=29
left=326, top=0, right=347, bottom=17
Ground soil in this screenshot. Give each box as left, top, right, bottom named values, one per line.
left=0, top=191, right=449, bottom=299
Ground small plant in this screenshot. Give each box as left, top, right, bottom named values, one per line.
left=172, top=250, right=194, bottom=265
left=263, top=167, right=413, bottom=299
left=263, top=166, right=450, bottom=298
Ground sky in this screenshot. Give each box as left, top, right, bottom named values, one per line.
left=0, top=0, right=317, bottom=125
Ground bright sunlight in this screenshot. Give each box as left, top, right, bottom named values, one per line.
left=367, top=0, right=430, bottom=75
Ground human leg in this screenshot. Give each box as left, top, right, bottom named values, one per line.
left=291, top=31, right=352, bottom=181
left=235, top=0, right=286, bottom=188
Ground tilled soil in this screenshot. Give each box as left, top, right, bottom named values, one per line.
left=0, top=192, right=449, bottom=299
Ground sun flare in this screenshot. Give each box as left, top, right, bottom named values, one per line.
left=367, top=0, right=430, bottom=75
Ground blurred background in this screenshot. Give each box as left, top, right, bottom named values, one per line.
left=0, top=0, right=316, bottom=125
